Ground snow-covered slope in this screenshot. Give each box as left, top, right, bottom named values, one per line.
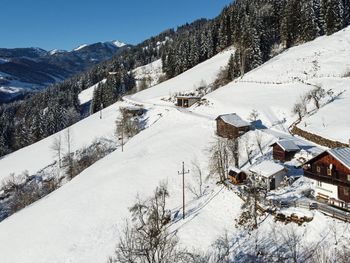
left=0, top=102, right=122, bottom=182
left=130, top=47, right=235, bottom=103
left=132, top=59, right=164, bottom=90
left=78, top=79, right=107, bottom=105
left=1, top=27, right=350, bottom=263
left=195, top=27, right=350, bottom=138
left=0, top=49, right=235, bottom=183
left=0, top=107, right=223, bottom=263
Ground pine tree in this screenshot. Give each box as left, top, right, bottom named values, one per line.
left=299, top=0, right=320, bottom=42
left=322, top=0, right=344, bottom=35
left=0, top=132, right=7, bottom=156
left=344, top=0, right=350, bottom=26
left=227, top=54, right=235, bottom=82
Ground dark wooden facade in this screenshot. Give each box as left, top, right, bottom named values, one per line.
left=176, top=97, right=200, bottom=108
left=271, top=143, right=298, bottom=162
left=216, top=118, right=250, bottom=139
left=304, top=151, right=350, bottom=203
left=228, top=170, right=247, bottom=185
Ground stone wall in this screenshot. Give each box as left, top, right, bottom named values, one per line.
left=291, top=126, right=348, bottom=148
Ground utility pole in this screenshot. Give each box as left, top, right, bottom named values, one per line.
left=121, top=126, right=124, bottom=152
left=100, top=103, right=103, bottom=119
left=118, top=122, right=124, bottom=152
left=178, top=162, right=189, bottom=220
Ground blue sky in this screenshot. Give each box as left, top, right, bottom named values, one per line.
left=1, top=0, right=232, bottom=51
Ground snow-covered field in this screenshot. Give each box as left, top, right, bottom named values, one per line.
left=1, top=28, right=350, bottom=262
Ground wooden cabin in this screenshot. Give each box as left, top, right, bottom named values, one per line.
left=303, top=147, right=350, bottom=209
left=250, top=161, right=287, bottom=191
left=270, top=140, right=300, bottom=162
left=216, top=113, right=251, bottom=139
left=176, top=96, right=201, bottom=108
left=228, top=168, right=247, bottom=185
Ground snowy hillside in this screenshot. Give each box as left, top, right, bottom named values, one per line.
left=195, top=28, right=350, bottom=141
left=130, top=47, right=235, bottom=103
left=1, top=27, right=350, bottom=263
left=0, top=48, right=234, bottom=183
left=78, top=79, right=107, bottom=105
left=132, top=59, right=164, bottom=90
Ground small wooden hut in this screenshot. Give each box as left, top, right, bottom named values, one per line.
left=270, top=140, right=300, bottom=162
left=228, top=167, right=247, bottom=185
left=216, top=113, right=251, bottom=139
left=176, top=96, right=201, bottom=108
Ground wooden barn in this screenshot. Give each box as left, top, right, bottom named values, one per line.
left=176, top=96, right=201, bottom=108
left=216, top=113, right=251, bottom=139
left=270, top=140, right=300, bottom=162
left=228, top=167, right=247, bottom=185
left=250, top=161, right=287, bottom=191
left=303, top=147, right=350, bottom=210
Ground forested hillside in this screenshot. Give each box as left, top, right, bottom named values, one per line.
left=1, top=0, right=349, bottom=157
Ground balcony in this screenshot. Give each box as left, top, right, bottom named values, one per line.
left=304, top=170, right=350, bottom=188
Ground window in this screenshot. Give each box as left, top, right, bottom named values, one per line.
left=316, top=181, right=322, bottom=187
left=344, top=188, right=349, bottom=196
left=327, top=168, right=332, bottom=176
left=316, top=166, right=321, bottom=173
left=347, top=175, right=350, bottom=182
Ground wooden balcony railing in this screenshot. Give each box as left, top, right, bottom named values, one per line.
left=304, top=170, right=350, bottom=188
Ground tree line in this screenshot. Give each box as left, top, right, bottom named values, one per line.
left=1, top=0, right=350, bottom=158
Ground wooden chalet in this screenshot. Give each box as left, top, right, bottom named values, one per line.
left=270, top=139, right=300, bottom=162
left=216, top=113, right=251, bottom=139
left=250, top=160, right=287, bottom=191
left=228, top=167, right=247, bottom=185
left=303, top=147, right=350, bottom=209
left=176, top=96, right=201, bottom=108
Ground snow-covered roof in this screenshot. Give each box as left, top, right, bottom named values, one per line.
left=217, top=113, right=250, bottom=128
left=176, top=95, right=201, bottom=99
left=228, top=167, right=243, bottom=174
left=272, top=139, right=300, bottom=152
left=328, top=148, right=350, bottom=170
left=250, top=161, right=286, bottom=178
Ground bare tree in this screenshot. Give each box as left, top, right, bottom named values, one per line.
left=292, top=95, right=308, bottom=121
left=226, top=139, right=239, bottom=169
left=65, top=128, right=74, bottom=179
left=254, top=131, right=264, bottom=156
left=110, top=184, right=189, bottom=263
left=208, top=138, right=229, bottom=182
left=51, top=134, right=62, bottom=168
left=308, top=86, right=326, bottom=109
left=248, top=109, right=260, bottom=122
left=236, top=181, right=265, bottom=231
left=210, top=231, right=236, bottom=263
left=115, top=107, right=141, bottom=141
left=187, top=160, right=205, bottom=199
left=279, top=226, right=317, bottom=263
left=242, top=136, right=253, bottom=165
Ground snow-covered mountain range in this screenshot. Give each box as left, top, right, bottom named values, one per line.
left=0, top=40, right=128, bottom=103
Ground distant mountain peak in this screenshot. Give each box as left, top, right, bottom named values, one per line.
left=49, top=49, right=66, bottom=55
left=110, top=40, right=126, bottom=48
left=72, top=40, right=126, bottom=52
left=73, top=44, right=88, bottom=51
